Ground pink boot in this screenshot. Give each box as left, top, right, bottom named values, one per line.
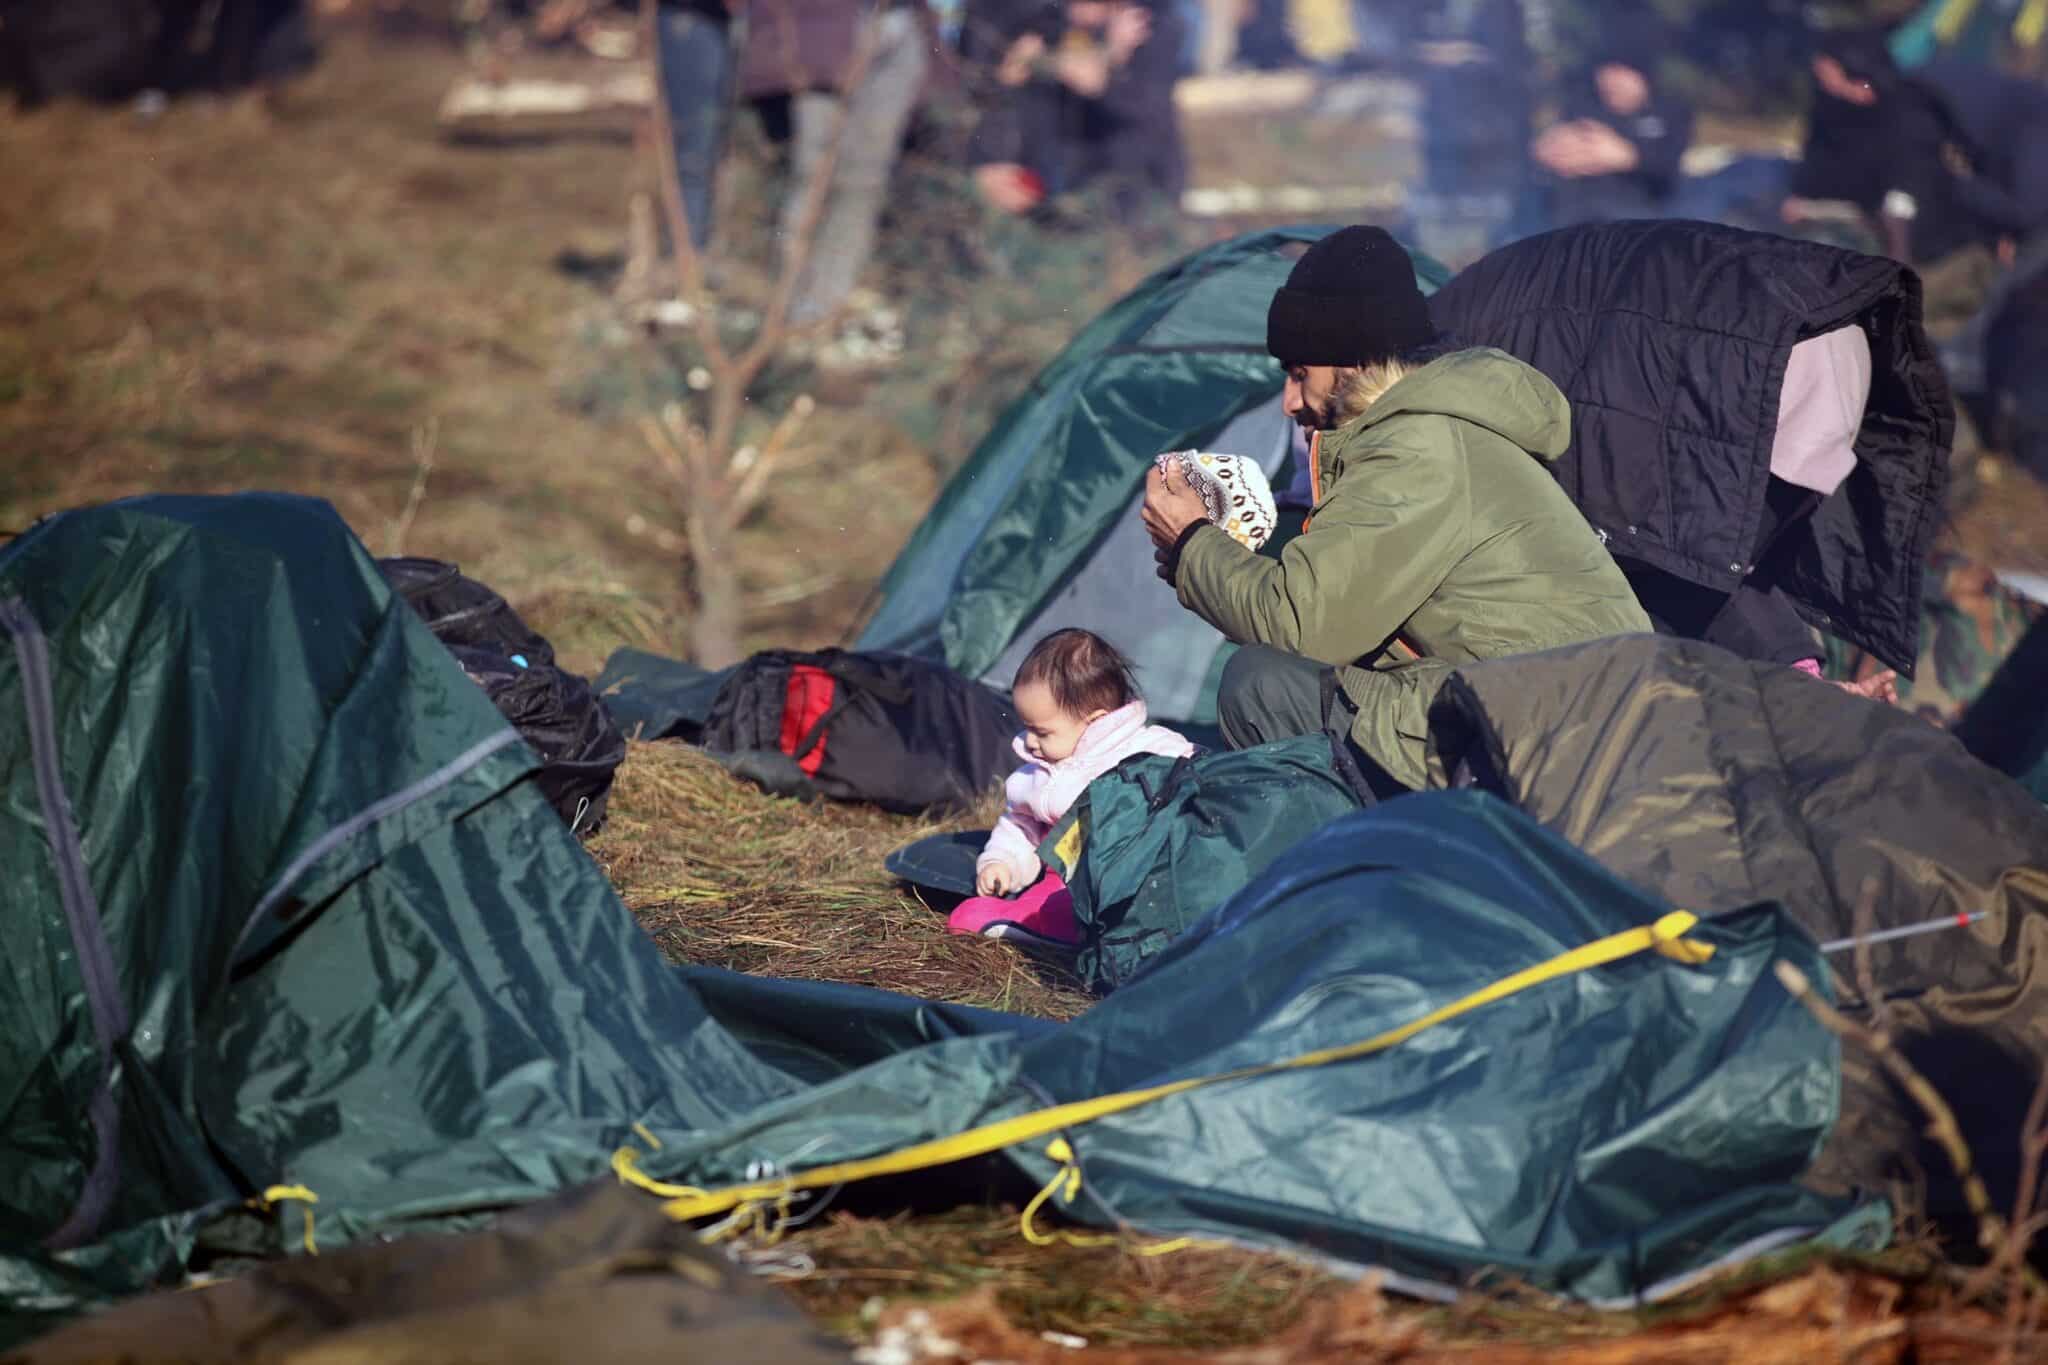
left=948, top=871, right=1082, bottom=949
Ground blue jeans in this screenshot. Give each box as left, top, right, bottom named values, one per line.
left=655, top=7, right=734, bottom=251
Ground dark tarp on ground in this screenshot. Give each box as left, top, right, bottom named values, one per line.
left=636, top=793, right=1867, bottom=1304
left=1430, top=219, right=1954, bottom=676
left=1039, top=734, right=1362, bottom=992
left=594, top=646, right=735, bottom=740
left=1, top=493, right=1868, bottom=1340
left=1424, top=632, right=2048, bottom=1208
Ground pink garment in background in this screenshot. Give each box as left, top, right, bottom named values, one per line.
left=1771, top=326, right=1871, bottom=495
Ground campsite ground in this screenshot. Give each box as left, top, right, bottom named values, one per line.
left=4, top=14, right=2047, bottom=1361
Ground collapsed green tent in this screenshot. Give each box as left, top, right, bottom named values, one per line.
left=854, top=227, right=1447, bottom=726
left=2, top=494, right=1871, bottom=1343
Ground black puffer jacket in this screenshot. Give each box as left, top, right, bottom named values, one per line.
left=1431, top=220, right=1954, bottom=675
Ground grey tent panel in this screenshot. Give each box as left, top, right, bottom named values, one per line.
left=981, top=398, right=1293, bottom=722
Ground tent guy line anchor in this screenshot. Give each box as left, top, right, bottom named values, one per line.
left=1820, top=911, right=1989, bottom=954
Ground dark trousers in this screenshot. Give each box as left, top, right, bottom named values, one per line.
left=1217, top=645, right=1330, bottom=750
left=1217, top=646, right=1405, bottom=802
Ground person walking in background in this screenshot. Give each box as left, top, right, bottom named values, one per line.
left=739, top=1, right=935, bottom=325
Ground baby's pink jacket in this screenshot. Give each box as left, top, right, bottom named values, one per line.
left=977, top=700, right=1197, bottom=885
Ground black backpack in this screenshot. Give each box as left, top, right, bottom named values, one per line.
left=700, top=649, right=1019, bottom=815
left=378, top=558, right=627, bottom=836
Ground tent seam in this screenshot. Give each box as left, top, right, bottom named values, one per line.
left=229, top=726, right=525, bottom=962
left=0, top=596, right=131, bottom=1252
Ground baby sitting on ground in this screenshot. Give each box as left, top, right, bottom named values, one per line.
left=949, top=628, right=1195, bottom=949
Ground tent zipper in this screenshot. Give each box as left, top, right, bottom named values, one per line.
left=0, top=597, right=131, bottom=1251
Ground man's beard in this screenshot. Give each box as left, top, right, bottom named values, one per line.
left=1298, top=385, right=1351, bottom=432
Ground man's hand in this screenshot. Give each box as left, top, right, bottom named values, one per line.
left=976, top=863, right=1016, bottom=898
left=1141, top=463, right=1209, bottom=549
left=1106, top=5, right=1152, bottom=66
left=996, top=32, right=1045, bottom=87
left=1054, top=47, right=1112, bottom=97
left=1533, top=121, right=1638, bottom=178
left=975, top=163, right=1044, bottom=214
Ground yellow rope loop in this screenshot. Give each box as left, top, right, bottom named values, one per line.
left=612, top=1142, right=711, bottom=1200
left=1018, top=1138, right=1219, bottom=1256
left=255, top=1184, right=321, bottom=1255
left=1648, top=911, right=1715, bottom=965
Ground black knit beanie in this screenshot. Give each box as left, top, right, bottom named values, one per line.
left=1266, top=225, right=1437, bottom=367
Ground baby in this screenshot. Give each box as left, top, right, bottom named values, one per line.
left=949, top=628, right=1195, bottom=948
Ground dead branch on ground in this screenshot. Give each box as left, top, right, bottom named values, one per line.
left=1777, top=960, right=2007, bottom=1261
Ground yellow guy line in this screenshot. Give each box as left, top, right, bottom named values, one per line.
left=631, top=911, right=1716, bottom=1227
left=257, top=1184, right=321, bottom=1254
left=2019, top=0, right=2047, bottom=48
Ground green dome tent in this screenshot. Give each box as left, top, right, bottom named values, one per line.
left=853, top=227, right=1449, bottom=726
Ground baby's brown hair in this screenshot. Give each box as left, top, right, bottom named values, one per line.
left=1014, top=629, right=1139, bottom=719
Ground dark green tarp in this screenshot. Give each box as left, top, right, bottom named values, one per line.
left=1041, top=734, right=1363, bottom=991
left=2, top=494, right=1867, bottom=1341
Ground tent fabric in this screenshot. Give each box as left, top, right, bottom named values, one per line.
left=593, top=647, right=735, bottom=740
left=1040, top=734, right=1362, bottom=992
left=855, top=227, right=1450, bottom=724
left=0, top=495, right=808, bottom=1339
left=1422, top=632, right=2048, bottom=1202
left=633, top=794, right=1863, bottom=1304
left=1429, top=219, right=1954, bottom=676
left=1423, top=632, right=2048, bottom=965
left=2, top=493, right=1865, bottom=1336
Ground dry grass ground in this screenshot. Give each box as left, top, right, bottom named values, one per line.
left=0, top=26, right=946, bottom=674
left=592, top=741, right=1090, bottom=1017
left=6, top=17, right=2047, bottom=1362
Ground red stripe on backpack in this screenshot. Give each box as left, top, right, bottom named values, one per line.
left=777, top=665, right=838, bottom=776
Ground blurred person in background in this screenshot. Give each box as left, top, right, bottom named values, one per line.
left=739, top=1, right=936, bottom=325
left=965, top=0, right=1186, bottom=216
left=653, top=0, right=735, bottom=253
left=1529, top=16, right=1693, bottom=228
left=1, top=0, right=314, bottom=103
left=1786, top=24, right=2048, bottom=509
left=1404, top=0, right=1539, bottom=259
left=1786, top=27, right=2037, bottom=267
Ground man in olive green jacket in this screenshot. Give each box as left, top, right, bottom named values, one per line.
left=1141, top=225, right=1651, bottom=792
